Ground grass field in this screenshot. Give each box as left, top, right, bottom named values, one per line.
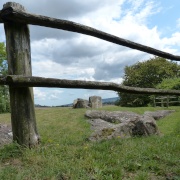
left=0, top=106, right=179, bottom=179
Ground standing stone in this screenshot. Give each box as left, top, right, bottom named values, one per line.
left=73, top=98, right=89, bottom=108
left=89, top=96, right=102, bottom=109
left=73, top=99, right=78, bottom=108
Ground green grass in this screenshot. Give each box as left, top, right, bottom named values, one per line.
left=0, top=106, right=179, bottom=180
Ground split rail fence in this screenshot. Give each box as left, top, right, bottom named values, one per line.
left=153, top=96, right=180, bottom=107
left=0, top=2, right=180, bottom=147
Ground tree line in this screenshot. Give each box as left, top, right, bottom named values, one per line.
left=118, top=57, right=180, bottom=107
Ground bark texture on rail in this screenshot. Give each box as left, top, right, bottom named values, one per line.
left=0, top=5, right=180, bottom=61
left=1, top=75, right=179, bottom=96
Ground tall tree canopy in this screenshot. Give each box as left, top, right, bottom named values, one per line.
left=0, top=42, right=10, bottom=113
left=118, top=57, right=180, bottom=107
left=156, top=77, right=180, bottom=90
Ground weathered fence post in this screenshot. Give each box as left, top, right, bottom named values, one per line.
left=153, top=96, right=156, bottom=107
left=3, top=2, right=39, bottom=147
left=166, top=96, right=169, bottom=108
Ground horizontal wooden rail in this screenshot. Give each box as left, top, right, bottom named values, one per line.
left=0, top=75, right=180, bottom=95
left=0, top=7, right=180, bottom=61
left=156, top=101, right=179, bottom=104
left=153, top=95, right=180, bottom=107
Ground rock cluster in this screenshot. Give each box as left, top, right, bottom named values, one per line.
left=73, top=96, right=102, bottom=109
left=73, top=98, right=89, bottom=108
left=85, top=110, right=174, bottom=141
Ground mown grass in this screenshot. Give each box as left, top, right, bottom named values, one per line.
left=0, top=106, right=179, bottom=180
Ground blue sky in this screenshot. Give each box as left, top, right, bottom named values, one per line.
left=0, top=0, right=180, bottom=106
left=148, top=0, right=180, bottom=30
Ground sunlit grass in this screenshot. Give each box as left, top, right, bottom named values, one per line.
left=0, top=106, right=179, bottom=179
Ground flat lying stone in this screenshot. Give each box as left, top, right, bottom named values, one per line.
left=85, top=110, right=141, bottom=123
left=144, top=110, right=175, bottom=120
left=85, top=110, right=173, bottom=141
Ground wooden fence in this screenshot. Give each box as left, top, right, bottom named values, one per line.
left=0, top=2, right=180, bottom=147
left=153, top=96, right=180, bottom=107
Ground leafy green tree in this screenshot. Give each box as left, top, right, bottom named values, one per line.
left=0, top=42, right=7, bottom=76
left=155, top=77, right=180, bottom=106
left=0, top=42, right=10, bottom=113
left=156, top=77, right=180, bottom=90
left=118, top=57, right=180, bottom=107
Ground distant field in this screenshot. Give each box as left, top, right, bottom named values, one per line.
left=0, top=106, right=179, bottom=179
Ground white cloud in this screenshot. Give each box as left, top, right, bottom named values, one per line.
left=32, top=59, right=95, bottom=81
left=34, top=88, right=47, bottom=101
left=177, top=18, right=180, bottom=28
left=49, top=89, right=63, bottom=100
left=34, top=88, right=63, bottom=101
left=161, top=32, right=180, bottom=55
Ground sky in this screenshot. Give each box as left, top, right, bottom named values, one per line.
left=0, top=0, right=180, bottom=106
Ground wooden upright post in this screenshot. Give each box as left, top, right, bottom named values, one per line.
left=3, top=2, right=39, bottom=147
left=166, top=96, right=169, bottom=108
left=153, top=96, right=156, bottom=107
